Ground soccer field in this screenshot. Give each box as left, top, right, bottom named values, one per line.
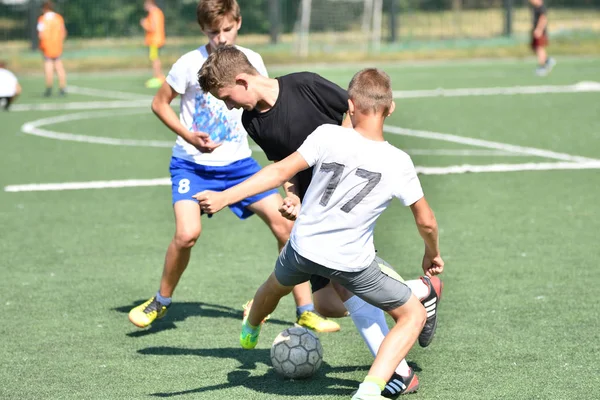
left=2, top=57, right=599, bottom=399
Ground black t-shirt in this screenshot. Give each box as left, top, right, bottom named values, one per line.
left=242, top=72, right=348, bottom=198
left=532, top=4, right=547, bottom=33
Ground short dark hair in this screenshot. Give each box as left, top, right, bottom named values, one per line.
left=348, top=68, right=393, bottom=115
left=198, top=45, right=258, bottom=93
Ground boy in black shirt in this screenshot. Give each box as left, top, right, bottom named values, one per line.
left=530, top=0, right=556, bottom=76
left=198, top=45, right=445, bottom=396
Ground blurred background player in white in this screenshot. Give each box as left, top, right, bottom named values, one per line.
left=129, top=0, right=339, bottom=334
left=0, top=61, right=21, bottom=111
left=195, top=68, right=444, bottom=400
left=529, top=0, right=556, bottom=76
left=199, top=45, right=443, bottom=396
left=37, top=1, right=67, bottom=97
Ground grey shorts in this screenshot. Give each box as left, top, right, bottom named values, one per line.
left=275, top=242, right=412, bottom=311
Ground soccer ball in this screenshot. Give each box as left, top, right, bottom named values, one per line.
left=270, top=326, right=323, bottom=379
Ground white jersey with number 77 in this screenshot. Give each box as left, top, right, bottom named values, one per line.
left=290, top=124, right=424, bottom=273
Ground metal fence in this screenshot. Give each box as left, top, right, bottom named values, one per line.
left=1, top=0, right=598, bottom=44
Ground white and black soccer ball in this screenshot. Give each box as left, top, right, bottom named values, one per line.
left=270, top=326, right=323, bottom=379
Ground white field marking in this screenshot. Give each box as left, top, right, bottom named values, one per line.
left=393, top=81, right=600, bottom=99
left=384, top=125, right=600, bottom=163
left=4, top=178, right=171, bottom=192
left=19, top=111, right=539, bottom=157
left=416, top=161, right=600, bottom=175
left=11, top=100, right=149, bottom=112
left=405, top=149, right=522, bottom=156
left=21, top=109, right=174, bottom=147
left=67, top=85, right=153, bottom=100
left=6, top=161, right=600, bottom=192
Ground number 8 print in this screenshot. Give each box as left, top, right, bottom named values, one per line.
left=178, top=178, right=191, bottom=194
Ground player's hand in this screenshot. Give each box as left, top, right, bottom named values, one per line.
left=193, top=190, right=229, bottom=214
left=185, top=131, right=222, bottom=153
left=534, top=29, right=542, bottom=38
left=422, top=253, right=444, bottom=277
left=279, top=195, right=301, bottom=221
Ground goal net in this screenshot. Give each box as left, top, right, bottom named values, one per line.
left=294, top=0, right=383, bottom=58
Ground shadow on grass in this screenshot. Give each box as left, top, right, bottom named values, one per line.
left=139, top=346, right=369, bottom=398
left=114, top=300, right=293, bottom=337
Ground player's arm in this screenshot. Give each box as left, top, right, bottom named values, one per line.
left=409, top=197, right=443, bottom=276
left=151, top=82, right=219, bottom=153
left=194, top=153, right=310, bottom=214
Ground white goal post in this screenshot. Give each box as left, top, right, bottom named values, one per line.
left=294, top=0, right=384, bottom=58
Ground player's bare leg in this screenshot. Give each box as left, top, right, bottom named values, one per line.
left=152, top=58, right=165, bottom=81
left=43, top=59, right=54, bottom=96
left=54, top=59, right=67, bottom=95
left=241, top=272, right=294, bottom=349
left=313, top=282, right=348, bottom=318
left=353, top=295, right=426, bottom=399
left=248, top=194, right=340, bottom=333
left=129, top=200, right=200, bottom=328
left=536, top=46, right=547, bottom=67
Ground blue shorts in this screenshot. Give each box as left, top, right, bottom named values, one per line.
left=170, top=156, right=279, bottom=220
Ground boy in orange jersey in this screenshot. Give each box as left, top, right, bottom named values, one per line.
left=140, top=0, right=166, bottom=88
left=37, top=1, right=67, bottom=97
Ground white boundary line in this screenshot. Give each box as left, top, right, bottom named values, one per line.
left=392, top=81, right=600, bottom=99
left=7, top=161, right=600, bottom=192
left=383, top=125, right=599, bottom=163
left=12, top=100, right=149, bottom=112
left=6, top=82, right=600, bottom=192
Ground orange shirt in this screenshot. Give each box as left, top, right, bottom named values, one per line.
left=37, top=11, right=66, bottom=58
left=142, top=7, right=165, bottom=48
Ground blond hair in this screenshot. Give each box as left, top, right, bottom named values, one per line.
left=198, top=45, right=258, bottom=93
left=196, top=0, right=241, bottom=29
left=348, top=68, right=393, bottom=115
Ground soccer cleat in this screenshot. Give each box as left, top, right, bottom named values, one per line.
left=351, top=393, right=389, bottom=400
left=43, top=88, right=52, bottom=97
left=382, top=370, right=420, bottom=397
left=296, top=310, right=340, bottom=333
left=242, top=299, right=271, bottom=324
left=128, top=296, right=169, bottom=328
left=240, top=312, right=263, bottom=349
left=419, top=275, right=443, bottom=347
left=545, top=57, right=557, bottom=74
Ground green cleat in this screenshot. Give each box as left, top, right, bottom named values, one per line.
left=240, top=319, right=262, bottom=349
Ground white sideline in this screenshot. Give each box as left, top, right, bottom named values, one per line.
left=6, top=161, right=600, bottom=192
left=10, top=82, right=600, bottom=112
left=384, top=125, right=599, bottom=163
left=392, top=81, right=600, bottom=99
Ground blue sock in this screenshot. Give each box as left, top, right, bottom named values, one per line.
left=156, top=292, right=172, bottom=306
left=297, top=303, right=315, bottom=317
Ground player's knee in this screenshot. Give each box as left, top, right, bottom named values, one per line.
left=173, top=229, right=200, bottom=249
left=271, top=218, right=292, bottom=245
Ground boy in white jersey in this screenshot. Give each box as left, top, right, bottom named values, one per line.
left=128, top=0, right=339, bottom=334
left=0, top=61, right=21, bottom=111
left=195, top=68, right=444, bottom=400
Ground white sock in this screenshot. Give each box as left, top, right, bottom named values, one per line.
left=344, top=295, right=388, bottom=357
left=395, top=358, right=411, bottom=376
left=404, top=278, right=429, bottom=300
left=344, top=295, right=412, bottom=377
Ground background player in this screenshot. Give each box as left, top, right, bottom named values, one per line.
left=0, top=61, right=21, bottom=111
left=128, top=0, right=339, bottom=334
left=530, top=0, right=556, bottom=76
left=140, top=0, right=166, bottom=88
left=195, top=68, right=444, bottom=400
left=37, top=1, right=67, bottom=97
left=198, top=46, right=443, bottom=396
